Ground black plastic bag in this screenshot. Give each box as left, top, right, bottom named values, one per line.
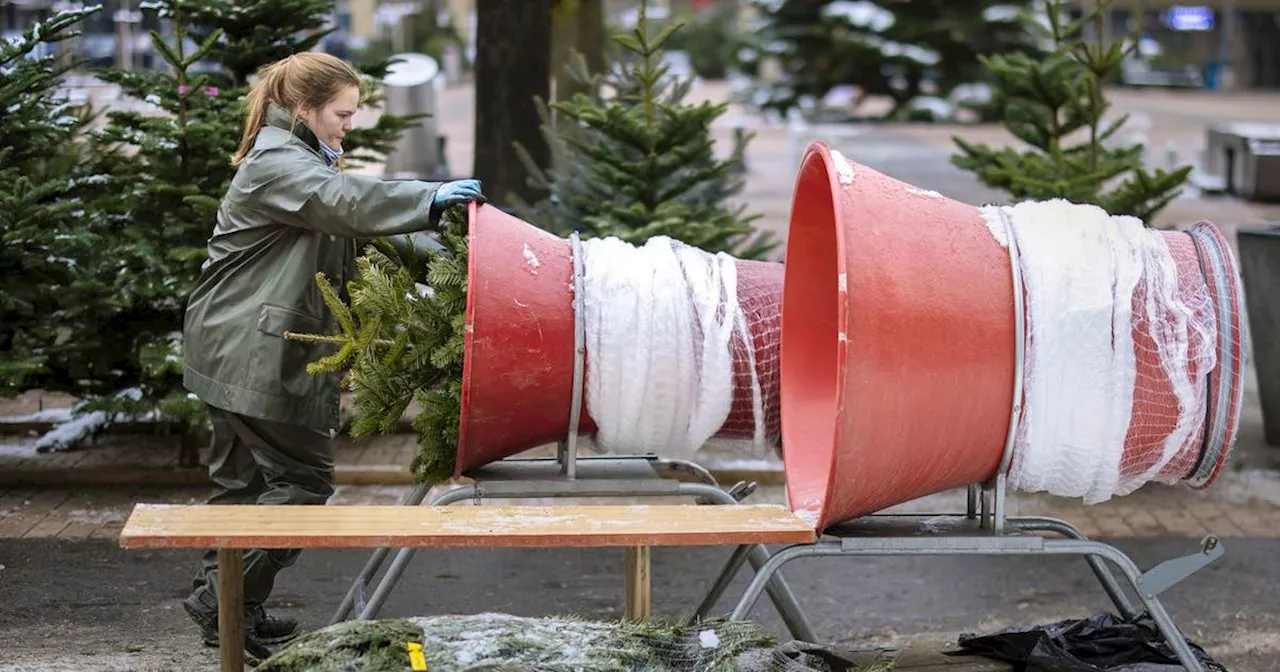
left=949, top=612, right=1227, bottom=671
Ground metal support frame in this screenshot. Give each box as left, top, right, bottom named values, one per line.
left=330, top=232, right=816, bottom=641
left=700, top=212, right=1226, bottom=671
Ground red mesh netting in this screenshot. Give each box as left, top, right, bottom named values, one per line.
left=717, top=259, right=784, bottom=446
left=1116, top=232, right=1216, bottom=489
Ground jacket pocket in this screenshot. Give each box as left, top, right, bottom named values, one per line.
left=250, top=304, right=329, bottom=398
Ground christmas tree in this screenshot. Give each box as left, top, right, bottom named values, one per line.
left=742, top=0, right=1044, bottom=122
left=290, top=206, right=470, bottom=483
left=510, top=6, right=775, bottom=259
left=0, top=7, right=106, bottom=396
left=950, top=0, right=1191, bottom=222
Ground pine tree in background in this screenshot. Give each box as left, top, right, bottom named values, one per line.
left=742, top=0, right=1044, bottom=122
left=0, top=7, right=105, bottom=396
left=950, top=0, right=1191, bottom=223
left=510, top=8, right=775, bottom=260
left=73, top=0, right=235, bottom=429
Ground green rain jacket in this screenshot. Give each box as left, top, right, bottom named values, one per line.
left=183, top=104, right=444, bottom=432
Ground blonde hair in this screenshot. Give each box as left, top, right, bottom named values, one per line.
left=232, top=52, right=364, bottom=166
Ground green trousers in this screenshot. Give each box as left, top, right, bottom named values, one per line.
left=188, top=406, right=334, bottom=611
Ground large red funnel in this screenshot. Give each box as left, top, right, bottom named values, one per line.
left=780, top=142, right=1245, bottom=532
left=457, top=203, right=784, bottom=475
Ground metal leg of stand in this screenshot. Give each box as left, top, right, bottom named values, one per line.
left=746, top=543, right=817, bottom=643
left=682, top=486, right=816, bottom=642
left=354, top=485, right=479, bottom=621
left=1057, top=539, right=1207, bottom=672
left=728, top=540, right=1211, bottom=672
left=330, top=481, right=434, bottom=624
left=729, top=544, right=824, bottom=623
left=690, top=544, right=753, bottom=622
left=357, top=543, right=422, bottom=620
left=1013, top=516, right=1137, bottom=620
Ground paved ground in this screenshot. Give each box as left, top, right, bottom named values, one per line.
left=1, top=515, right=1276, bottom=670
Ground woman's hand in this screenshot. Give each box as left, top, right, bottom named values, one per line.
left=432, top=179, right=486, bottom=211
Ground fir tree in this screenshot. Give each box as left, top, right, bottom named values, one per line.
left=743, top=0, right=1044, bottom=121
left=289, top=207, right=471, bottom=484
left=0, top=7, right=105, bottom=395
left=510, top=6, right=774, bottom=259
left=73, top=0, right=233, bottom=426
left=950, top=0, right=1191, bottom=222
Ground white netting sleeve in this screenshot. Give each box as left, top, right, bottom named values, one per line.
left=983, top=200, right=1218, bottom=504
left=579, top=236, right=774, bottom=459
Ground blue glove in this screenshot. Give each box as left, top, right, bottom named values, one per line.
left=431, top=179, right=485, bottom=222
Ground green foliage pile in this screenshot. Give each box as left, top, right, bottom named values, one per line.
left=257, top=614, right=785, bottom=672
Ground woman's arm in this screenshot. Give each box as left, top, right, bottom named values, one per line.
left=250, top=147, right=445, bottom=237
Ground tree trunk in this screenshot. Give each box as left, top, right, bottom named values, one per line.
left=473, top=0, right=552, bottom=207
left=576, top=0, right=606, bottom=88
left=551, top=0, right=578, bottom=105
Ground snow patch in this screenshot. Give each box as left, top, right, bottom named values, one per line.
left=906, top=186, right=943, bottom=199
left=829, top=149, right=855, bottom=185
left=522, top=243, right=540, bottom=274
left=821, top=1, right=895, bottom=31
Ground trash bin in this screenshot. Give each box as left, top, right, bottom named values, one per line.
left=381, top=52, right=450, bottom=181
left=1237, top=224, right=1280, bottom=447
left=1204, top=123, right=1280, bottom=201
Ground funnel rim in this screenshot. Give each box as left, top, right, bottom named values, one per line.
left=781, top=141, right=851, bottom=531
left=456, top=200, right=481, bottom=475
left=1185, top=220, right=1246, bottom=489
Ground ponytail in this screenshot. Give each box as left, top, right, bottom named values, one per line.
left=231, top=59, right=289, bottom=166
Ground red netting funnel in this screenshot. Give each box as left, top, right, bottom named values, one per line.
left=457, top=203, right=785, bottom=476
left=779, top=142, right=1246, bottom=532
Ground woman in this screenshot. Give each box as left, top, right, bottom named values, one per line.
left=180, top=51, right=483, bottom=648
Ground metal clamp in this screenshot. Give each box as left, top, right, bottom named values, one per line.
left=980, top=208, right=1029, bottom=535
left=561, top=231, right=587, bottom=480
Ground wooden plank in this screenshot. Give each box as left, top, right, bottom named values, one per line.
left=119, top=503, right=816, bottom=550
left=217, top=549, right=244, bottom=672
left=624, top=546, right=650, bottom=621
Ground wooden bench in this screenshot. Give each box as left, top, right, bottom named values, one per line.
left=119, top=502, right=816, bottom=671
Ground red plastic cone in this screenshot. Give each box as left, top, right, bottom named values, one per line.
left=779, top=142, right=1245, bottom=532
left=456, top=203, right=784, bottom=475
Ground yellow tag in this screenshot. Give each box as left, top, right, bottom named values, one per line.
left=407, top=641, right=427, bottom=671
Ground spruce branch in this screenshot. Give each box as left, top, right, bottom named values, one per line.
left=290, top=205, right=470, bottom=485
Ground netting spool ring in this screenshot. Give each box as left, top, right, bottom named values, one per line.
left=1184, top=221, right=1247, bottom=489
